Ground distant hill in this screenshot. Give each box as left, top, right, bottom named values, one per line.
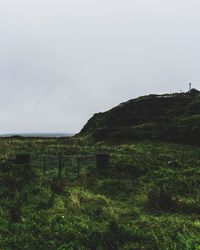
left=0, top=133, right=73, bottom=138
left=79, top=89, right=200, bottom=143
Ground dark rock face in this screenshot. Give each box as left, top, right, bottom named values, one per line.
left=79, top=90, right=200, bottom=143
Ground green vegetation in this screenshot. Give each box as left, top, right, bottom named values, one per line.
left=80, top=89, right=200, bottom=144
left=1, top=137, right=200, bottom=249
left=1, top=90, right=200, bottom=249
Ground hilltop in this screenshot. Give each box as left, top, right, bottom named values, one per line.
left=80, top=89, right=200, bottom=143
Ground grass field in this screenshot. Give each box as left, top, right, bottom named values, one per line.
left=1, top=137, right=200, bottom=249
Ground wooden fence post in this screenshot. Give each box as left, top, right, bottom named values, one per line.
left=13, top=154, right=31, bottom=166
left=58, top=155, right=62, bottom=179
left=43, top=156, right=46, bottom=176
left=95, top=154, right=109, bottom=175
left=77, top=157, right=80, bottom=179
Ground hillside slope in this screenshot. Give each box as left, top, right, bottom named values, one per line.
left=80, top=89, right=200, bottom=143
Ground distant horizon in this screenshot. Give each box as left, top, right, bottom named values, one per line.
left=0, top=132, right=74, bottom=137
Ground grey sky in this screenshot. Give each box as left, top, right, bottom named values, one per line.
left=0, top=0, right=200, bottom=134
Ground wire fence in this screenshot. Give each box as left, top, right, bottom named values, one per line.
left=0, top=153, right=110, bottom=182
left=30, top=154, right=96, bottom=181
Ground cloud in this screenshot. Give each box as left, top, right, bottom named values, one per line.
left=0, top=0, right=199, bottom=133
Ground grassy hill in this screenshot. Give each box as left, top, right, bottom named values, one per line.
left=80, top=89, right=200, bottom=143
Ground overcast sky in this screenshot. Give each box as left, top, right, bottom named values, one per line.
left=0, top=0, right=200, bottom=134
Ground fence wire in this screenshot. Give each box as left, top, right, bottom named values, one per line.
left=30, top=154, right=96, bottom=180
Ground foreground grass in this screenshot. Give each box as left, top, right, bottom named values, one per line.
left=0, top=138, right=200, bottom=249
